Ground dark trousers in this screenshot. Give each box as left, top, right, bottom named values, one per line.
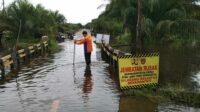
left=84, top=53, right=91, bottom=65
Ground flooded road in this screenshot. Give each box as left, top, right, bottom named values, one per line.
left=0, top=40, right=120, bottom=112
left=0, top=32, right=200, bottom=111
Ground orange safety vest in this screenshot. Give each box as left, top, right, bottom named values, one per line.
left=78, top=35, right=93, bottom=53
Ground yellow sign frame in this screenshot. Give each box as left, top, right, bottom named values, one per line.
left=118, top=53, right=160, bottom=89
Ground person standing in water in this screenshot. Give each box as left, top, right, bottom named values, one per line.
left=74, top=31, right=93, bottom=66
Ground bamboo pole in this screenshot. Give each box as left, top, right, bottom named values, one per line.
left=73, top=42, right=76, bottom=65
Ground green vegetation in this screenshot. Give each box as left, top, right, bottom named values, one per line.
left=122, top=85, right=200, bottom=108
left=88, top=0, right=200, bottom=48
left=91, top=0, right=200, bottom=107
left=49, top=39, right=60, bottom=53
left=0, top=0, right=82, bottom=53
left=64, top=23, right=83, bottom=34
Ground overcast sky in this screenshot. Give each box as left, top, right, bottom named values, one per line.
left=0, top=0, right=108, bottom=25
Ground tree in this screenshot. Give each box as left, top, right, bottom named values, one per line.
left=0, top=0, right=67, bottom=49
left=136, top=0, right=143, bottom=49
left=91, top=0, right=200, bottom=48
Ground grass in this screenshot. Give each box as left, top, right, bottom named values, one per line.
left=18, top=38, right=61, bottom=53
left=0, top=36, right=61, bottom=57
left=49, top=39, right=60, bottom=53
left=122, top=86, right=200, bottom=108
left=158, top=86, right=200, bottom=107
left=17, top=38, right=40, bottom=49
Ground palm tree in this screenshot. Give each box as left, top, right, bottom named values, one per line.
left=0, top=0, right=66, bottom=49
left=94, top=0, right=200, bottom=47
left=97, top=0, right=110, bottom=10
left=141, top=0, right=200, bottom=45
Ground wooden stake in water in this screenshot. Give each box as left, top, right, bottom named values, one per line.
left=73, top=42, right=76, bottom=65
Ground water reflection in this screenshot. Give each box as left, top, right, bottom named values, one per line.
left=83, top=66, right=93, bottom=94
left=159, top=47, right=200, bottom=90
left=15, top=78, right=26, bottom=112
left=82, top=66, right=93, bottom=103
left=119, top=96, right=158, bottom=112
left=96, top=50, right=102, bottom=61
left=193, top=72, right=200, bottom=88
left=119, top=96, right=200, bottom=112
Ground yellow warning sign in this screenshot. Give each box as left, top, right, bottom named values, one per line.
left=118, top=53, right=159, bottom=89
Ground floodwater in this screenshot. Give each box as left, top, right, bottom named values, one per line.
left=159, top=46, right=200, bottom=90
left=0, top=31, right=200, bottom=112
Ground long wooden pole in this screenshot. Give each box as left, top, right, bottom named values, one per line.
left=73, top=41, right=76, bottom=65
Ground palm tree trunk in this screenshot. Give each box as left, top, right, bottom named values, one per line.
left=136, top=0, right=143, bottom=49
left=2, top=0, right=5, bottom=13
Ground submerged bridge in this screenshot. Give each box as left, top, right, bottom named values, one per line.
left=0, top=30, right=199, bottom=112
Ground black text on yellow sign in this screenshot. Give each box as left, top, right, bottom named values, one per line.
left=118, top=53, right=159, bottom=89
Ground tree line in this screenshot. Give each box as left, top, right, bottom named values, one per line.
left=0, top=0, right=82, bottom=51
left=86, top=0, right=200, bottom=48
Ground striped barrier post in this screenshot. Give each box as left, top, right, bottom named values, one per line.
left=36, top=43, right=42, bottom=56
left=28, top=46, right=35, bottom=59
left=11, top=50, right=18, bottom=70
left=0, top=39, right=49, bottom=78
left=43, top=41, right=49, bottom=53
left=17, top=49, right=26, bottom=66
left=0, top=54, right=15, bottom=78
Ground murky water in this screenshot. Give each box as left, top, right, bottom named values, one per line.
left=159, top=46, right=200, bottom=90
left=0, top=31, right=200, bottom=111
left=0, top=41, right=119, bottom=112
